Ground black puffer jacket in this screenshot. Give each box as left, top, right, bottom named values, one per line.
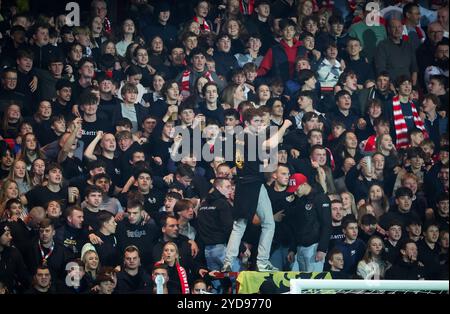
left=197, top=189, right=234, bottom=246
left=287, top=189, right=332, bottom=254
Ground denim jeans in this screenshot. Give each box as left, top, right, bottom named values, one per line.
left=205, top=244, right=240, bottom=272
left=223, top=185, right=275, bottom=266
left=270, top=246, right=292, bottom=271
left=205, top=244, right=240, bottom=293
left=296, top=243, right=324, bottom=272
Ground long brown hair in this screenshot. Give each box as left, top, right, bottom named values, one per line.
left=362, top=235, right=385, bottom=264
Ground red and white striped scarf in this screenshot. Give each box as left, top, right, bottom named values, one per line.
left=392, top=95, right=427, bottom=149
left=154, top=261, right=190, bottom=294
left=239, top=0, right=255, bottom=15
left=402, top=24, right=425, bottom=43
left=176, top=263, right=190, bottom=294
left=193, top=16, right=211, bottom=32
left=103, top=16, right=112, bottom=35
left=181, top=70, right=213, bottom=95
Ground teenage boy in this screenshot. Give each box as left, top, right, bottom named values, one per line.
left=333, top=214, right=366, bottom=276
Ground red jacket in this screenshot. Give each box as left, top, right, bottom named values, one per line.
left=257, top=39, right=303, bottom=80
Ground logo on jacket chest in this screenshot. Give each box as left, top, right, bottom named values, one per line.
left=305, top=203, right=313, bottom=211
left=285, top=195, right=295, bottom=203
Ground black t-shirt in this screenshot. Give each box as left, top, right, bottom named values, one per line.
left=81, top=118, right=112, bottom=147
left=98, top=97, right=119, bottom=121
left=97, top=154, right=121, bottom=187
left=51, top=100, right=73, bottom=120
left=266, top=184, right=294, bottom=247
left=236, top=132, right=265, bottom=182
left=61, top=156, right=84, bottom=180
left=25, top=185, right=69, bottom=209
left=94, top=233, right=120, bottom=267
left=148, top=99, right=168, bottom=120
left=144, top=136, right=172, bottom=177
left=199, top=102, right=225, bottom=126
left=83, top=208, right=101, bottom=232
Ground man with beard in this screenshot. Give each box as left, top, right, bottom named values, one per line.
left=416, top=22, right=447, bottom=86
left=424, top=41, right=449, bottom=87
left=28, top=219, right=67, bottom=281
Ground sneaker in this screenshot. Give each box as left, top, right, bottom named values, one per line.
left=221, top=263, right=232, bottom=273
left=257, top=263, right=279, bottom=272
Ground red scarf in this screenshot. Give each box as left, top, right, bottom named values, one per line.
left=103, top=16, right=112, bottom=35
left=176, top=263, right=190, bottom=294
left=325, top=147, right=335, bottom=171
left=392, top=96, right=427, bottom=149
left=193, top=16, right=210, bottom=32
left=239, top=0, right=255, bottom=15
left=181, top=69, right=213, bottom=95
left=402, top=24, right=425, bottom=43
left=154, top=261, right=190, bottom=294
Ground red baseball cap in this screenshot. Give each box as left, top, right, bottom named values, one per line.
left=286, top=173, right=308, bottom=193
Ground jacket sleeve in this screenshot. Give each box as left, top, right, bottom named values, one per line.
left=111, top=105, right=122, bottom=128
left=257, top=48, right=273, bottom=77
left=286, top=201, right=298, bottom=254
left=218, top=200, right=234, bottom=238
left=374, top=42, right=388, bottom=75
left=317, top=195, right=332, bottom=253
left=13, top=249, right=32, bottom=291
left=344, top=165, right=360, bottom=196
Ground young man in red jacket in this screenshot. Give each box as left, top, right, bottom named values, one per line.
left=257, top=19, right=306, bottom=82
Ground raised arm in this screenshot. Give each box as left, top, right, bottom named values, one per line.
left=262, top=119, right=292, bottom=150
left=84, top=131, right=104, bottom=161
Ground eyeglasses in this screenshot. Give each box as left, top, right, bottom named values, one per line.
left=430, top=31, right=444, bottom=35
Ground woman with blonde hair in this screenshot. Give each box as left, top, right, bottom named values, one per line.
left=317, top=7, right=331, bottom=33
left=296, top=0, right=315, bottom=31
left=376, top=133, right=400, bottom=172
left=357, top=236, right=390, bottom=279
left=154, top=241, right=190, bottom=294
left=81, top=244, right=101, bottom=290
left=221, top=83, right=245, bottom=110
left=340, top=191, right=358, bottom=218
left=0, top=179, right=20, bottom=218
left=8, top=159, right=31, bottom=195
